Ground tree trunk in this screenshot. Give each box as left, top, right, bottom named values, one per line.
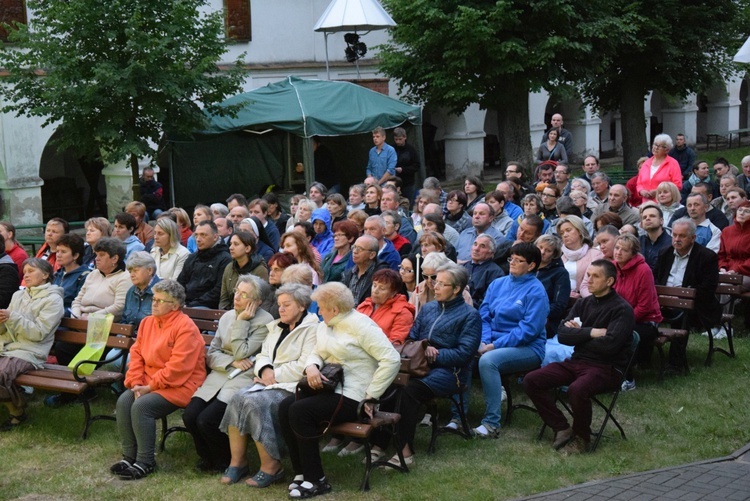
left=495, top=84, right=533, bottom=179
left=130, top=153, right=141, bottom=201
left=619, top=85, right=649, bottom=174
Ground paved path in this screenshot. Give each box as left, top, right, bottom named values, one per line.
left=518, top=443, right=750, bottom=500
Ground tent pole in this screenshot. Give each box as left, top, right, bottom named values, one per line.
left=169, top=144, right=176, bottom=207
left=415, top=116, right=427, bottom=190
left=324, top=32, right=330, bottom=80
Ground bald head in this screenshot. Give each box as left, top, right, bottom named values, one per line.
left=422, top=203, right=442, bottom=217
left=608, top=184, right=628, bottom=210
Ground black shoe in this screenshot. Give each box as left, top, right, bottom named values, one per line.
left=110, top=458, right=134, bottom=474
left=195, top=458, right=222, bottom=473
left=118, top=462, right=155, bottom=480
left=44, top=393, right=77, bottom=408
left=289, top=478, right=332, bottom=498
left=0, top=413, right=27, bottom=432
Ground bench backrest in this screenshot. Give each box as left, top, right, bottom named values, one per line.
left=655, top=285, right=696, bottom=310
left=716, top=273, right=743, bottom=296
left=56, top=317, right=135, bottom=350
left=183, top=307, right=224, bottom=332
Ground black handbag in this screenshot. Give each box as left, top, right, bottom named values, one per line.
left=294, top=363, right=345, bottom=437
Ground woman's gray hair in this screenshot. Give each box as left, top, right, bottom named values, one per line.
left=126, top=251, right=157, bottom=273
left=653, top=133, right=674, bottom=150
left=521, top=193, right=543, bottom=211
left=154, top=218, right=180, bottom=249
left=210, top=203, right=229, bottom=217
left=281, top=263, right=314, bottom=287
left=435, top=262, right=469, bottom=291
left=276, top=283, right=313, bottom=310
left=570, top=178, right=591, bottom=193
left=297, top=199, right=317, bottom=214
left=421, top=251, right=449, bottom=271
left=22, top=257, right=54, bottom=283
left=557, top=215, right=593, bottom=247
left=236, top=274, right=269, bottom=302
left=535, top=234, right=563, bottom=259
left=615, top=233, right=641, bottom=254
left=152, top=279, right=186, bottom=307
left=311, top=282, right=355, bottom=313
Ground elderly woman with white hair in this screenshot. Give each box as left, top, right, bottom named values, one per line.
left=150, top=218, right=190, bottom=280
left=111, top=280, right=206, bottom=480
left=218, top=283, right=319, bottom=487
left=656, top=181, right=684, bottom=227
left=122, top=251, right=160, bottom=333
left=279, top=282, right=400, bottom=498
left=286, top=199, right=316, bottom=232
left=636, top=134, right=683, bottom=203
left=558, top=216, right=603, bottom=298
left=183, top=275, right=273, bottom=474
left=211, top=203, right=230, bottom=220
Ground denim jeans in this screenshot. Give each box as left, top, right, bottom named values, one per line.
left=477, top=346, right=541, bottom=429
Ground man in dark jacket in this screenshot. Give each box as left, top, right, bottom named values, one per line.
left=340, top=235, right=389, bottom=305
left=177, top=221, right=231, bottom=309
left=524, top=259, right=634, bottom=455
left=463, top=234, right=504, bottom=309
left=654, top=218, right=721, bottom=370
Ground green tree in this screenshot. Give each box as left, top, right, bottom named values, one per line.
left=0, top=0, right=245, bottom=199
left=577, top=0, right=749, bottom=172
left=378, top=0, right=594, bottom=174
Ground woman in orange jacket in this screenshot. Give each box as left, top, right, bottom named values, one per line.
left=110, top=279, right=206, bottom=480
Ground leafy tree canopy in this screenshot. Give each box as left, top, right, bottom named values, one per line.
left=0, top=0, right=245, bottom=172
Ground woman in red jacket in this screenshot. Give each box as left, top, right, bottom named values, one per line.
left=110, top=279, right=206, bottom=480
left=718, top=200, right=750, bottom=289
left=612, top=234, right=662, bottom=390
left=636, top=134, right=683, bottom=204
left=356, top=269, right=415, bottom=345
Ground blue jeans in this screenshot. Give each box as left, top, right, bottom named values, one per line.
left=478, top=346, right=541, bottom=429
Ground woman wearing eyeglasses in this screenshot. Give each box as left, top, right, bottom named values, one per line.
left=182, top=274, right=273, bottom=475
left=472, top=243, right=549, bottom=438
left=636, top=134, right=683, bottom=203
left=111, top=279, right=206, bottom=480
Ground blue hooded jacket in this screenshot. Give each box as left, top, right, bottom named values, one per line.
left=311, top=207, right=334, bottom=258
left=479, top=272, right=549, bottom=362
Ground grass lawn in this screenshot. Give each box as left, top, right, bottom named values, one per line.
left=2, top=330, right=749, bottom=501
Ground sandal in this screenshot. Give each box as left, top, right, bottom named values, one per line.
left=109, top=458, right=134, bottom=475
left=380, top=453, right=414, bottom=471
left=289, top=479, right=332, bottom=499
left=246, top=468, right=285, bottom=488
left=361, top=449, right=385, bottom=465
left=288, top=474, right=304, bottom=492
left=0, top=413, right=27, bottom=431
left=118, top=462, right=155, bottom=480
left=220, top=465, right=250, bottom=484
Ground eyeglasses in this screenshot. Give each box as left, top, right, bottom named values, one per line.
left=541, top=193, right=557, bottom=198
left=737, top=208, right=750, bottom=215
left=398, top=266, right=415, bottom=273
left=424, top=274, right=437, bottom=281
left=434, top=281, right=454, bottom=288
left=507, top=257, right=528, bottom=264
left=233, top=288, right=251, bottom=300
left=152, top=298, right=175, bottom=305
left=352, top=245, right=376, bottom=253
left=653, top=144, right=668, bottom=150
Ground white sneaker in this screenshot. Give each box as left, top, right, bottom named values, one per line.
left=711, top=326, right=728, bottom=340
left=419, top=414, right=432, bottom=427
left=443, top=420, right=459, bottom=430
left=472, top=424, right=499, bottom=438
left=501, top=386, right=507, bottom=402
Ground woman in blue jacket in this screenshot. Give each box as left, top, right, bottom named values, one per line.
left=474, top=243, right=549, bottom=438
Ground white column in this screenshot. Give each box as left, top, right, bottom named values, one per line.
left=705, top=78, right=743, bottom=134
left=102, top=157, right=134, bottom=218
left=442, top=103, right=486, bottom=180
left=528, top=90, right=549, bottom=147
left=661, top=94, right=699, bottom=143
left=566, top=105, right=601, bottom=161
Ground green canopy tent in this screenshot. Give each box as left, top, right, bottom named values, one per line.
left=164, top=76, right=424, bottom=206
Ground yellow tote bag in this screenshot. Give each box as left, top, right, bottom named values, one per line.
left=67, top=312, right=114, bottom=376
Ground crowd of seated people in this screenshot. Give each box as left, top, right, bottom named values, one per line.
left=2, top=132, right=743, bottom=494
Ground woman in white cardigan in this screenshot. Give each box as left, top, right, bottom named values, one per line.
left=182, top=274, right=273, bottom=474
left=149, top=218, right=190, bottom=280
left=70, top=237, right=131, bottom=321
left=279, top=282, right=400, bottom=498
left=218, top=283, right=319, bottom=487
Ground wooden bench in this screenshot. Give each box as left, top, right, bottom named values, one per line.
left=655, top=286, right=696, bottom=379
left=728, top=127, right=750, bottom=148
left=705, top=133, right=728, bottom=151
left=14, top=317, right=135, bottom=439
left=710, top=273, right=741, bottom=366
left=328, top=370, right=410, bottom=491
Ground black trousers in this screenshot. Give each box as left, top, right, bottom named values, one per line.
left=372, top=379, right=435, bottom=453
left=279, top=393, right=358, bottom=482
left=182, top=397, right=230, bottom=469
left=627, top=322, right=659, bottom=379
